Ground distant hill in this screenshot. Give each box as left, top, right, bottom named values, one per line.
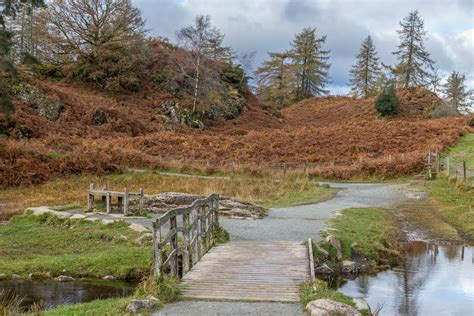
left=0, top=79, right=471, bottom=188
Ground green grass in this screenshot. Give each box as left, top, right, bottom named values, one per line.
left=426, top=177, right=474, bottom=240
left=326, top=208, right=402, bottom=269
left=0, top=214, right=152, bottom=279
left=443, top=133, right=474, bottom=165
left=260, top=183, right=337, bottom=208
left=41, top=297, right=131, bottom=316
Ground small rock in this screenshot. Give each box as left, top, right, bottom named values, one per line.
left=46, top=271, right=53, bottom=278
left=352, top=297, right=370, bottom=311
left=128, top=223, right=147, bottom=233
left=342, top=260, right=358, bottom=274
left=119, top=234, right=128, bottom=241
left=85, top=217, right=100, bottom=222
left=126, top=299, right=157, bottom=313
left=101, top=219, right=115, bottom=225
left=306, top=299, right=361, bottom=316
left=11, top=273, right=22, bottom=280
left=134, top=232, right=153, bottom=245
left=314, top=263, right=334, bottom=275
left=325, top=235, right=342, bottom=260
left=70, top=214, right=86, bottom=220
left=55, top=275, right=75, bottom=282
left=102, top=275, right=116, bottom=281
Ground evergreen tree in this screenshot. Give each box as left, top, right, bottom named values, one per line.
left=393, top=10, right=434, bottom=88
left=254, top=52, right=295, bottom=109
left=443, top=71, right=473, bottom=113
left=289, top=27, right=330, bottom=100
left=375, top=85, right=400, bottom=116
left=349, top=35, right=381, bottom=98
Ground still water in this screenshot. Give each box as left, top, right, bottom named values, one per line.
left=0, top=279, right=134, bottom=311
left=338, top=241, right=474, bottom=316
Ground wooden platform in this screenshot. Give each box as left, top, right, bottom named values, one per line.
left=181, top=240, right=310, bottom=302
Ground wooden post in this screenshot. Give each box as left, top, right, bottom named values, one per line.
left=106, top=192, right=111, bottom=213
left=182, top=213, right=190, bottom=275
left=192, top=208, right=199, bottom=266
left=152, top=220, right=162, bottom=278
left=139, top=188, right=144, bottom=209
left=402, top=153, right=405, bottom=162
left=308, top=238, right=315, bottom=281
left=463, top=161, right=467, bottom=183
left=200, top=207, right=207, bottom=258
left=446, top=156, right=450, bottom=177
left=389, top=154, right=392, bottom=163
left=170, top=215, right=178, bottom=277
left=87, top=183, right=94, bottom=211
left=214, top=198, right=220, bottom=229
left=283, top=163, right=287, bottom=176
left=123, top=188, right=129, bottom=215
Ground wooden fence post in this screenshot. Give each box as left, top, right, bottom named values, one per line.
left=139, top=188, right=144, bottom=209
left=200, top=207, right=207, bottom=258
left=192, top=208, right=199, bottom=266
left=152, top=220, right=162, bottom=279
left=106, top=192, right=111, bottom=213
left=446, top=156, right=450, bottom=177
left=123, top=188, right=129, bottom=215
left=87, top=183, right=94, bottom=211
left=182, top=213, right=190, bottom=275
left=170, top=215, right=178, bottom=277
left=463, top=161, right=467, bottom=183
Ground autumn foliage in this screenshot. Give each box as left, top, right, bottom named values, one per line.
left=0, top=81, right=470, bottom=188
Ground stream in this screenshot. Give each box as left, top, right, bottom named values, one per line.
left=337, top=241, right=474, bottom=316
left=0, top=279, right=134, bottom=311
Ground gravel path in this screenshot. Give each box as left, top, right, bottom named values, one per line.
left=154, top=182, right=408, bottom=316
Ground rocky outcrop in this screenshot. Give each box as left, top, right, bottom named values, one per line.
left=126, top=298, right=158, bottom=313
left=325, top=235, right=342, bottom=260
left=54, top=275, right=75, bottom=282
left=14, top=83, right=64, bottom=121
left=306, top=299, right=361, bottom=316
left=144, top=192, right=267, bottom=219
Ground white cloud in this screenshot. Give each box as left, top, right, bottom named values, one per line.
left=134, top=0, right=474, bottom=92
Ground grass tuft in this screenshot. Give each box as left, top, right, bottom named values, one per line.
left=299, top=280, right=355, bottom=307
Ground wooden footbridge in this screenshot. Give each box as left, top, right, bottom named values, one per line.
left=152, top=194, right=313, bottom=302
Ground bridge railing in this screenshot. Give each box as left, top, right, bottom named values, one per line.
left=152, top=194, right=220, bottom=278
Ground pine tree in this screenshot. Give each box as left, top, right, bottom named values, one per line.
left=349, top=35, right=381, bottom=98
left=443, top=71, right=473, bottom=113
left=254, top=52, right=295, bottom=109
left=289, top=27, right=330, bottom=100
left=393, top=10, right=434, bottom=88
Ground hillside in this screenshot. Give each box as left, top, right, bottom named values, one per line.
left=0, top=82, right=471, bottom=188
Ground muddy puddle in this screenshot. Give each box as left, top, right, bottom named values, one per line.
left=338, top=241, right=473, bottom=315
left=0, top=279, right=134, bottom=311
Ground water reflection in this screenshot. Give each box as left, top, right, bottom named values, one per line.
left=338, top=242, right=474, bottom=316
left=0, top=279, right=134, bottom=311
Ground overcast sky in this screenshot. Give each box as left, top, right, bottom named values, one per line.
left=134, top=0, right=474, bottom=94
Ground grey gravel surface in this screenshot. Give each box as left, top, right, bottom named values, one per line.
left=154, top=301, right=304, bottom=316
left=220, top=182, right=407, bottom=241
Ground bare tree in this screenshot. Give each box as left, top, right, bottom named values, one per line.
left=176, top=15, right=223, bottom=113
left=443, top=71, right=473, bottom=113
left=40, top=0, right=147, bottom=90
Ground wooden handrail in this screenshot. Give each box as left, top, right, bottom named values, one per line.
left=152, top=194, right=220, bottom=278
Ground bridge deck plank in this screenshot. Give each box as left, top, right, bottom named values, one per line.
left=181, top=240, right=309, bottom=302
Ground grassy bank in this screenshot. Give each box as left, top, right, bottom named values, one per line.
left=0, top=214, right=151, bottom=279
left=443, top=133, right=474, bottom=165
left=0, top=170, right=336, bottom=220
left=426, top=177, right=474, bottom=241
left=326, top=208, right=402, bottom=270
left=41, top=297, right=131, bottom=316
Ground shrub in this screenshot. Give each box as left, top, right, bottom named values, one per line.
left=375, top=85, right=400, bottom=116
left=468, top=117, right=474, bottom=127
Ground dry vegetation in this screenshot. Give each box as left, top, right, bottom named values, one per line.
left=0, top=83, right=471, bottom=189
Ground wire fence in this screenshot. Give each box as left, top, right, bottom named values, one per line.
left=427, top=148, right=473, bottom=187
